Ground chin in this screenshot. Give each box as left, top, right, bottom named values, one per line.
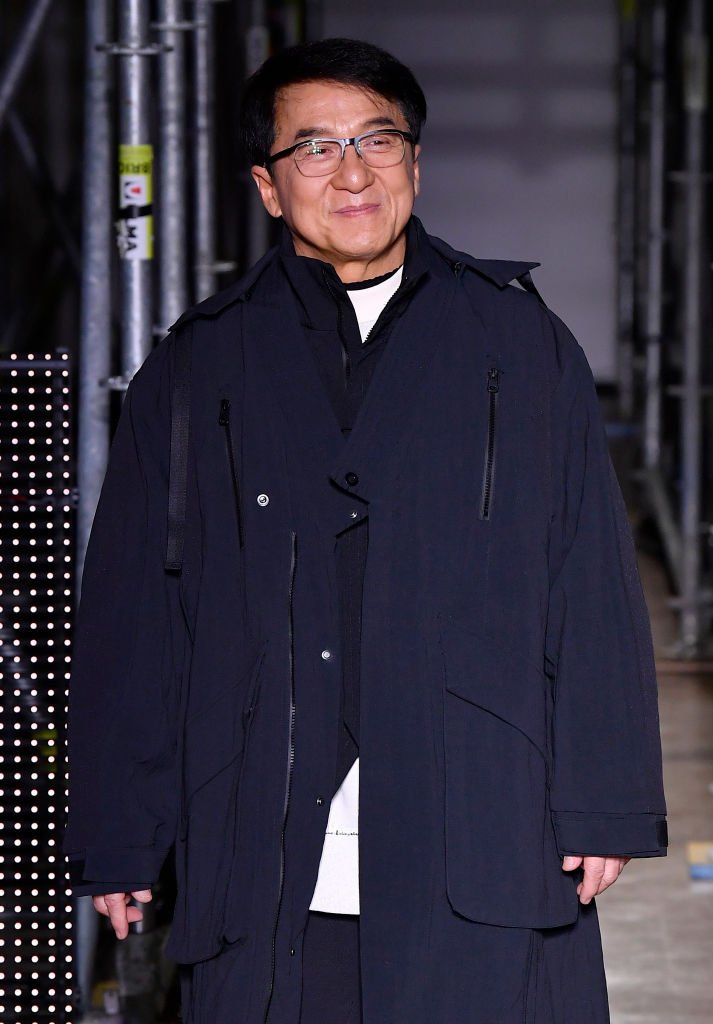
left=336, top=228, right=395, bottom=258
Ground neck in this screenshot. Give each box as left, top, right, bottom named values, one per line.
left=291, top=235, right=407, bottom=285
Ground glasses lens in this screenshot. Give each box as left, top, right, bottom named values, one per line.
left=294, top=140, right=342, bottom=176
left=358, top=131, right=406, bottom=167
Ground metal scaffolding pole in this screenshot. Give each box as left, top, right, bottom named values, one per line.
left=643, top=0, right=667, bottom=472
left=679, top=0, right=708, bottom=653
left=116, top=0, right=155, bottom=380
left=75, top=2, right=114, bottom=1008
left=0, top=0, right=55, bottom=134
left=639, top=1, right=683, bottom=594
left=156, top=0, right=189, bottom=330
left=616, top=2, right=638, bottom=420
left=246, top=0, right=270, bottom=267
left=77, top=0, right=114, bottom=582
left=192, top=0, right=218, bottom=300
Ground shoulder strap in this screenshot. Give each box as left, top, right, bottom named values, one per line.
left=165, top=327, right=192, bottom=573
left=516, top=269, right=545, bottom=305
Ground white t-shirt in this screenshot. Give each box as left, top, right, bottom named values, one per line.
left=309, top=265, right=403, bottom=915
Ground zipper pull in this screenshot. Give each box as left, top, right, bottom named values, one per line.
left=218, top=398, right=231, bottom=426
left=487, top=367, right=500, bottom=393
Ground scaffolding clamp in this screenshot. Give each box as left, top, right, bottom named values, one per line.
left=96, top=42, right=171, bottom=57
left=151, top=21, right=198, bottom=32
left=104, top=375, right=133, bottom=393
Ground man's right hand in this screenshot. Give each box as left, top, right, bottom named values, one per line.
left=92, top=890, right=153, bottom=940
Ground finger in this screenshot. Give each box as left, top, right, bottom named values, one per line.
left=594, top=864, right=621, bottom=895
left=562, top=855, right=583, bottom=872
left=103, top=892, right=131, bottom=940
left=595, top=857, right=630, bottom=896
left=578, top=857, right=606, bottom=904
left=130, top=889, right=153, bottom=903
left=92, top=894, right=110, bottom=917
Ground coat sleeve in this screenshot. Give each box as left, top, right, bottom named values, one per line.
left=545, top=317, right=667, bottom=858
left=64, top=339, right=188, bottom=894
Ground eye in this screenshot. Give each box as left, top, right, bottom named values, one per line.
left=361, top=132, right=398, bottom=150
left=297, top=140, right=339, bottom=161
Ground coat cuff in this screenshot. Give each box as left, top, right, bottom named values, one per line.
left=552, top=811, right=668, bottom=858
left=66, top=845, right=169, bottom=895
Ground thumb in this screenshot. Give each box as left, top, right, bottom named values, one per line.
left=562, top=855, right=583, bottom=872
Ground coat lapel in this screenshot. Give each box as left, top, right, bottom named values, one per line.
left=245, top=283, right=345, bottom=471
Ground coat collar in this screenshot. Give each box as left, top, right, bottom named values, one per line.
left=277, top=216, right=431, bottom=328
left=168, top=217, right=541, bottom=333
left=425, top=230, right=540, bottom=288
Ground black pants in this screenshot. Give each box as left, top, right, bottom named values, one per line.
left=299, top=912, right=362, bottom=1024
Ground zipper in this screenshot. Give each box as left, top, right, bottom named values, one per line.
left=218, top=399, right=244, bottom=548
left=217, top=646, right=267, bottom=944
left=480, top=367, right=500, bottom=521
left=263, top=531, right=298, bottom=1023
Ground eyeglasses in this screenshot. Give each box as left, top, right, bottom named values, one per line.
left=265, top=128, right=415, bottom=177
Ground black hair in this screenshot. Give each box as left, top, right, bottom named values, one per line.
left=239, top=37, right=427, bottom=165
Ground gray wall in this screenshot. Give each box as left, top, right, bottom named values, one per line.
left=322, top=0, right=619, bottom=381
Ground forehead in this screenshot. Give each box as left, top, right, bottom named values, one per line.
left=273, top=81, right=406, bottom=141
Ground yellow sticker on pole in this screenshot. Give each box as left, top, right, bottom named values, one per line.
left=116, top=144, right=154, bottom=260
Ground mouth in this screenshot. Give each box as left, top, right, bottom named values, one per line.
left=334, top=203, right=381, bottom=217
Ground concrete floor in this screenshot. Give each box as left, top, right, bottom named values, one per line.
left=598, top=555, right=713, bottom=1023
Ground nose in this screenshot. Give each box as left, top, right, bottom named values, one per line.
left=330, top=142, right=373, bottom=191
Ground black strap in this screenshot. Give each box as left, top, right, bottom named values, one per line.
left=516, top=269, right=545, bottom=304
left=165, top=327, right=192, bottom=573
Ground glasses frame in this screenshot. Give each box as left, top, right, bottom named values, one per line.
left=264, top=128, right=415, bottom=176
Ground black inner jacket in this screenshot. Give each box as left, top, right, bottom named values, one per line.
left=279, top=220, right=427, bottom=790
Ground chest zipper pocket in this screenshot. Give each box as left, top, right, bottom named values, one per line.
left=479, top=367, right=500, bottom=521
left=219, top=398, right=244, bottom=548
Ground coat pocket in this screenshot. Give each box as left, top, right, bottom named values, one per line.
left=167, top=644, right=267, bottom=964
left=440, top=624, right=576, bottom=929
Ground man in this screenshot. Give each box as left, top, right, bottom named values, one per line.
left=66, top=38, right=667, bottom=1024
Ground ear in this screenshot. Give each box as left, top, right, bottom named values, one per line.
left=412, top=144, right=421, bottom=197
left=251, top=165, right=282, bottom=218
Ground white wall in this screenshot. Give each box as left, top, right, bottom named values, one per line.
left=322, top=0, right=619, bottom=381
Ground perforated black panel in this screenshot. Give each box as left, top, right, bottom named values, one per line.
left=0, top=353, right=75, bottom=1023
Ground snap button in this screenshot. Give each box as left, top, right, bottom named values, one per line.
left=257, top=493, right=269, bottom=507
left=316, top=796, right=324, bottom=807
left=345, top=471, right=359, bottom=486
left=290, top=947, right=296, bottom=957
left=321, top=649, right=332, bottom=661
left=349, top=511, right=359, bottom=519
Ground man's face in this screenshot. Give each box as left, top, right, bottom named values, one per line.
left=251, top=81, right=421, bottom=283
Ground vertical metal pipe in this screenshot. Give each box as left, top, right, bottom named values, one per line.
left=0, top=0, right=55, bottom=133
left=77, top=0, right=113, bottom=582
left=193, top=0, right=217, bottom=300
left=616, top=3, right=638, bottom=419
left=246, top=0, right=270, bottom=267
left=75, top=2, right=113, bottom=1007
left=680, top=0, right=707, bottom=653
left=643, top=0, right=667, bottom=470
left=157, top=0, right=189, bottom=329
left=117, top=0, right=154, bottom=379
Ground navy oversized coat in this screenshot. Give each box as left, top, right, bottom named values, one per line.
left=65, top=220, right=667, bottom=1023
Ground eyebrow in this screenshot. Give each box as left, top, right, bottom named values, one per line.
left=291, top=116, right=399, bottom=143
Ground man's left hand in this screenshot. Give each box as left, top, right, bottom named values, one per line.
left=561, top=855, right=630, bottom=904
